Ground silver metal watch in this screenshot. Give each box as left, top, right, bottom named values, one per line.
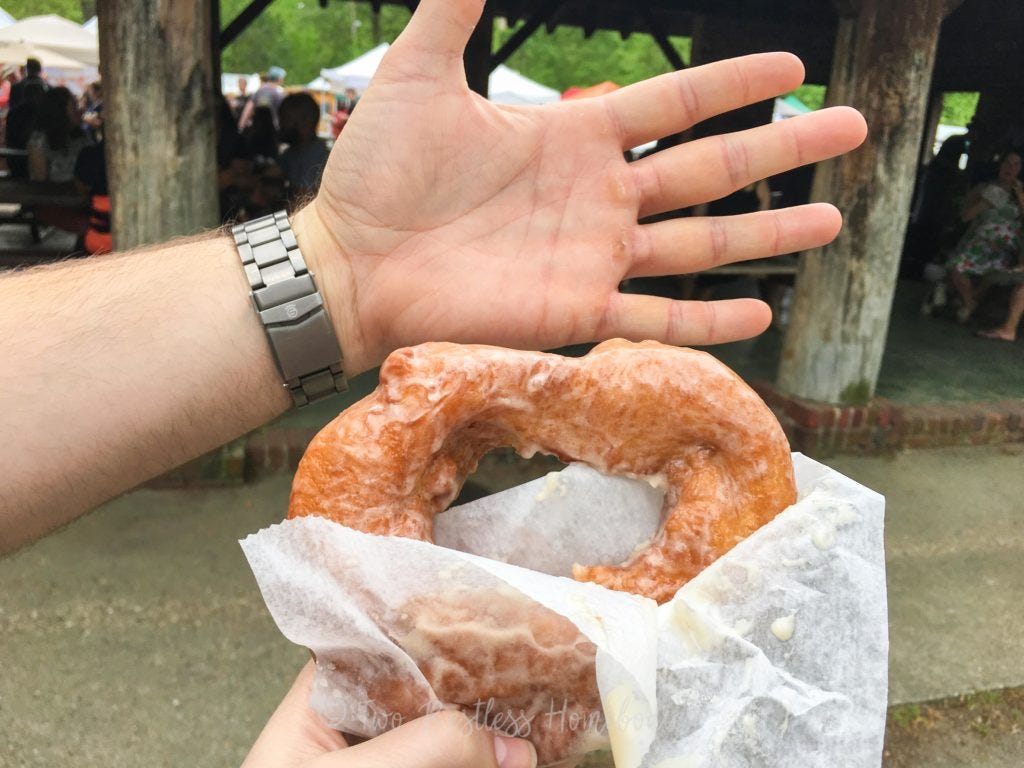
left=232, top=211, right=347, bottom=407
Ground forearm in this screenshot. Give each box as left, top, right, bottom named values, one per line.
left=0, top=230, right=291, bottom=551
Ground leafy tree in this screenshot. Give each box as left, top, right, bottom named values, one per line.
left=220, top=0, right=411, bottom=86
left=791, top=84, right=826, bottom=111
left=2, top=0, right=83, bottom=21
left=941, top=92, right=978, bottom=127
left=494, top=22, right=691, bottom=91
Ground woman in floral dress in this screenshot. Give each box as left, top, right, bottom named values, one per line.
left=948, top=150, right=1024, bottom=322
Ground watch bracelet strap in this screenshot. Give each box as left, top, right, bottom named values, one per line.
left=232, top=210, right=347, bottom=407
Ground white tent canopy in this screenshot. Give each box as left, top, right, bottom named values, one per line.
left=488, top=64, right=559, bottom=105
left=0, top=7, right=15, bottom=28
left=321, top=42, right=559, bottom=105
left=0, top=40, right=88, bottom=69
left=305, top=76, right=333, bottom=92
left=0, top=14, right=98, bottom=66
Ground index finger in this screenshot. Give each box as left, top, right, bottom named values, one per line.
left=601, top=52, right=806, bottom=149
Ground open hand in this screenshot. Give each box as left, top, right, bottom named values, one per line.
left=298, top=0, right=867, bottom=375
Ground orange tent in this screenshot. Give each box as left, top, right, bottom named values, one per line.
left=561, top=81, right=619, bottom=100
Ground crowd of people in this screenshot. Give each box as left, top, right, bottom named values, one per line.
left=1, top=58, right=109, bottom=252
left=218, top=68, right=337, bottom=223
left=1, top=60, right=345, bottom=255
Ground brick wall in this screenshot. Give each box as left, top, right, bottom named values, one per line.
left=752, top=382, right=1024, bottom=457
left=148, top=389, right=1024, bottom=488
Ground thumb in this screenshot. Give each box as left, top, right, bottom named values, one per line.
left=317, top=710, right=537, bottom=768
left=387, top=0, right=484, bottom=77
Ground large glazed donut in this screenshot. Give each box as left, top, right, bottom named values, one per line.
left=289, top=339, right=796, bottom=604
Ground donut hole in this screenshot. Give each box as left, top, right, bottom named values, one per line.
left=451, top=447, right=567, bottom=506
left=437, top=451, right=665, bottom=578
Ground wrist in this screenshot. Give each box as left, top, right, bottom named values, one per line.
left=290, top=201, right=369, bottom=377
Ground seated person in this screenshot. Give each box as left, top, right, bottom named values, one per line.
left=73, top=140, right=111, bottom=255
left=215, top=93, right=255, bottom=222
left=242, top=105, right=279, bottom=168
left=277, top=92, right=330, bottom=203
left=946, top=150, right=1024, bottom=323
left=977, top=268, right=1024, bottom=342
left=26, top=86, right=92, bottom=235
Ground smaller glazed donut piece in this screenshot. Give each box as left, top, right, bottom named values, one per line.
left=395, top=587, right=604, bottom=765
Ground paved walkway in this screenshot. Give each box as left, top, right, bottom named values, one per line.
left=2, top=444, right=1023, bottom=767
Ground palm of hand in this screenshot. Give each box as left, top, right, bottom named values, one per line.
left=318, top=78, right=638, bottom=362
left=304, top=4, right=866, bottom=373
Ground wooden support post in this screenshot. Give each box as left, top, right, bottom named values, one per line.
left=99, top=0, right=219, bottom=250
left=776, top=0, right=946, bottom=404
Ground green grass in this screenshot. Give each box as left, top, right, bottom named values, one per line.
left=890, top=703, right=922, bottom=727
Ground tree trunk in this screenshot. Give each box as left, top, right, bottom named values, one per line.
left=776, top=0, right=945, bottom=404
left=98, top=0, right=219, bottom=251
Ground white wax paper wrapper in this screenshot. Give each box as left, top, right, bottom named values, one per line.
left=241, top=454, right=887, bottom=767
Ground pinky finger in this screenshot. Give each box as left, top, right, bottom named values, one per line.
left=602, top=294, right=772, bottom=347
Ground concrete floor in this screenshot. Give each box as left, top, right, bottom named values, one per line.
left=3, top=445, right=1023, bottom=767
left=703, top=279, right=1024, bottom=404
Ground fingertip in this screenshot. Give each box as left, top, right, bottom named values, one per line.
left=829, top=105, right=868, bottom=146
left=493, top=734, right=537, bottom=768
left=805, top=202, right=843, bottom=238
left=745, top=51, right=804, bottom=91
left=748, top=298, right=774, bottom=336
left=773, top=51, right=806, bottom=87
left=396, top=0, right=486, bottom=66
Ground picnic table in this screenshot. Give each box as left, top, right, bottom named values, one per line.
left=0, top=176, right=88, bottom=245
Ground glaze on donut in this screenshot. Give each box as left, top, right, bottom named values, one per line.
left=289, top=339, right=796, bottom=603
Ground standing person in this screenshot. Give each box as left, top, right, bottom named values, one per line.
left=26, top=86, right=91, bottom=183
left=4, top=81, right=45, bottom=178
left=330, top=104, right=349, bottom=138
left=9, top=57, right=48, bottom=109
left=238, top=66, right=287, bottom=131
left=80, top=80, right=103, bottom=142
left=340, top=86, right=360, bottom=113
left=232, top=76, right=251, bottom=123
left=0, top=0, right=867, bottom=761
left=946, top=149, right=1024, bottom=322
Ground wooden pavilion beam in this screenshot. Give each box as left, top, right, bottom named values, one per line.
left=489, top=0, right=563, bottom=70
left=637, top=5, right=686, bottom=70
left=464, top=2, right=495, bottom=96
left=219, top=0, right=275, bottom=50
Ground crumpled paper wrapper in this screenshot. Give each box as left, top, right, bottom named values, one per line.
left=240, top=453, right=887, bottom=767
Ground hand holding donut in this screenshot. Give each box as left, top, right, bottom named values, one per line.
left=294, top=0, right=867, bottom=378
left=242, top=661, right=536, bottom=768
